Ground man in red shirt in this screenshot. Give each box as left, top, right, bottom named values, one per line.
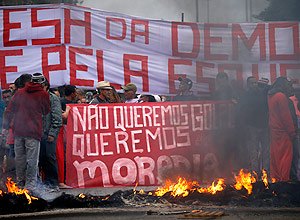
left=4, top=73, right=50, bottom=194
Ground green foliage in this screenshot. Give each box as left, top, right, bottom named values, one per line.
left=257, top=0, right=300, bottom=21
left=0, top=0, right=83, bottom=6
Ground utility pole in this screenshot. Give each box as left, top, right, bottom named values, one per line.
left=246, top=0, right=249, bottom=22
left=249, top=0, right=253, bottom=22
left=181, top=12, right=184, bottom=22
left=195, top=0, right=199, bottom=22
left=245, top=0, right=253, bottom=22
left=207, top=0, right=210, bottom=22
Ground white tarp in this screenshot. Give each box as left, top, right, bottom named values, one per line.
left=0, top=4, right=299, bottom=94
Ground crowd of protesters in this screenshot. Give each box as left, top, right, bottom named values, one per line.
left=0, top=71, right=299, bottom=196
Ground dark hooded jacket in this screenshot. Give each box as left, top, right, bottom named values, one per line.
left=42, top=92, right=62, bottom=140
left=4, top=82, right=50, bottom=141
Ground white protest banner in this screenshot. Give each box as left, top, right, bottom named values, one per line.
left=0, top=4, right=299, bottom=94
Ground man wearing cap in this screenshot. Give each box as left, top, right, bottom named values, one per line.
left=90, top=81, right=112, bottom=104
left=173, top=77, right=197, bottom=101
left=121, top=83, right=139, bottom=103
left=4, top=72, right=50, bottom=194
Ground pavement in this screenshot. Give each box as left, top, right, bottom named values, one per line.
left=1, top=186, right=300, bottom=219
left=59, top=186, right=157, bottom=196
left=1, top=205, right=300, bottom=219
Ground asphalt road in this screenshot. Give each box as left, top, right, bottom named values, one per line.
left=1, top=186, right=300, bottom=219
left=1, top=207, right=300, bottom=220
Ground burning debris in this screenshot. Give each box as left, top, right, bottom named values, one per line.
left=0, top=178, right=48, bottom=215
left=155, top=169, right=262, bottom=198
left=152, top=169, right=300, bottom=208
left=0, top=169, right=300, bottom=216
left=5, top=177, right=38, bottom=204
left=234, top=169, right=256, bottom=194
left=197, top=178, right=226, bottom=195
left=155, top=177, right=199, bottom=197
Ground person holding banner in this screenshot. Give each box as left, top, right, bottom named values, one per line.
left=108, top=86, right=123, bottom=103
left=4, top=73, right=50, bottom=194
left=138, top=94, right=157, bottom=102
left=121, top=83, right=139, bottom=103
left=76, top=88, right=87, bottom=104
left=173, top=77, right=197, bottom=101
left=57, top=85, right=78, bottom=189
left=212, top=72, right=235, bottom=101
left=90, top=81, right=113, bottom=104
left=60, top=85, right=78, bottom=113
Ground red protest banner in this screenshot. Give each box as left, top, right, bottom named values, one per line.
left=65, top=101, right=235, bottom=188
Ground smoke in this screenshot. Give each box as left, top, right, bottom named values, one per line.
left=83, top=0, right=198, bottom=22
left=33, top=180, right=63, bottom=202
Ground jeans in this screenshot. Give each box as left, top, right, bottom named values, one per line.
left=14, top=136, right=40, bottom=190
left=39, top=138, right=59, bottom=186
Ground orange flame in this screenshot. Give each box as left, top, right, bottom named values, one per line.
left=133, top=182, right=147, bottom=195
left=154, top=169, right=272, bottom=198
left=197, top=178, right=226, bottom=194
left=0, top=189, right=2, bottom=196
left=5, top=178, right=38, bottom=204
left=155, top=177, right=226, bottom=197
left=155, top=177, right=198, bottom=197
left=234, top=169, right=256, bottom=194
left=261, top=169, right=269, bottom=188
left=271, top=178, right=276, bottom=183
left=102, top=195, right=110, bottom=200
left=133, top=182, right=138, bottom=194
left=78, top=193, right=86, bottom=199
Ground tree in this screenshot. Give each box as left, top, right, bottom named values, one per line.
left=256, top=0, right=300, bottom=21
left=0, top=0, right=83, bottom=6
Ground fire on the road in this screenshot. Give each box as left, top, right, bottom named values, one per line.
left=154, top=169, right=274, bottom=197
left=234, top=169, right=256, bottom=194
left=197, top=178, right=225, bottom=194
left=4, top=178, right=38, bottom=204
left=155, top=177, right=199, bottom=197
left=0, top=169, right=275, bottom=201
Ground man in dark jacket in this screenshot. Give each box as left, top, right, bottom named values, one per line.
left=212, top=72, right=234, bottom=100
left=173, top=77, right=197, bottom=101
left=40, top=79, right=62, bottom=190
left=238, top=76, right=270, bottom=174
left=90, top=81, right=112, bottom=104
left=4, top=73, right=50, bottom=193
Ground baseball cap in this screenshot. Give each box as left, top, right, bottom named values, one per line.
left=121, top=83, right=137, bottom=92
left=96, top=81, right=112, bottom=90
